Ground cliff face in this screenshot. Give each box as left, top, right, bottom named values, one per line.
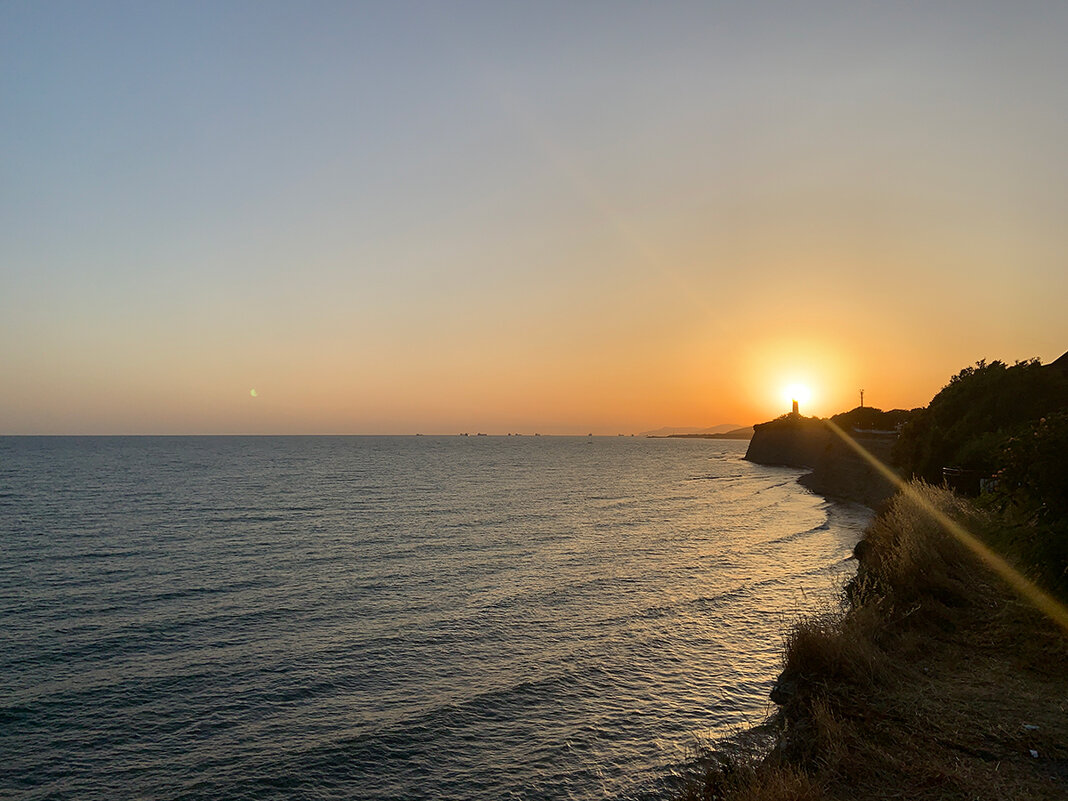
left=743, top=416, right=828, bottom=468
left=798, top=434, right=897, bottom=508
left=745, top=415, right=898, bottom=508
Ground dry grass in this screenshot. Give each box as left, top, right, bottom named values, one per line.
left=682, top=483, right=1068, bottom=801
left=680, top=759, right=820, bottom=801
left=855, top=484, right=998, bottom=612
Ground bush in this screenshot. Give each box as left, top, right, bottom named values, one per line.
left=893, top=359, right=1068, bottom=484
left=985, top=411, right=1068, bottom=594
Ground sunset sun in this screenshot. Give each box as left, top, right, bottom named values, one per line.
left=781, top=382, right=813, bottom=409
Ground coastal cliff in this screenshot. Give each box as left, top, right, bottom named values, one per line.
left=685, top=365, right=1068, bottom=800
left=744, top=409, right=907, bottom=509
left=743, top=415, right=828, bottom=468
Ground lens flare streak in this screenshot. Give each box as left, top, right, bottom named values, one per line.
left=824, top=419, right=1068, bottom=634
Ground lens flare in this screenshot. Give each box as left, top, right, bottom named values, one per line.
left=824, top=419, right=1068, bottom=634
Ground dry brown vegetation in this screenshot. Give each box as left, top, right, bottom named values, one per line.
left=683, top=483, right=1068, bottom=801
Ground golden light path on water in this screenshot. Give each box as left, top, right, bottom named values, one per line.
left=824, top=419, right=1068, bottom=635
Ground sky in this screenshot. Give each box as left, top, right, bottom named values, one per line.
left=3, top=1, right=1067, bottom=435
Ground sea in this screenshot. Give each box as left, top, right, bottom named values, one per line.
left=0, top=435, right=871, bottom=801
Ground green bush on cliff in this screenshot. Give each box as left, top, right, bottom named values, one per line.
left=892, top=358, right=1068, bottom=483
left=889, top=357, right=1068, bottom=594
left=993, top=410, right=1068, bottom=520
left=984, top=410, right=1068, bottom=593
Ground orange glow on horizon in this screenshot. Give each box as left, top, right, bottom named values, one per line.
left=736, top=336, right=855, bottom=422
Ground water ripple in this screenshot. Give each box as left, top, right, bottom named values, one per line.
left=0, top=436, right=867, bottom=800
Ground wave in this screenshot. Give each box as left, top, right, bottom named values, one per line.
left=765, top=519, right=832, bottom=545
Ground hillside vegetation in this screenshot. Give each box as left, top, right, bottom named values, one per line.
left=893, top=359, right=1068, bottom=486
left=893, top=358, right=1068, bottom=596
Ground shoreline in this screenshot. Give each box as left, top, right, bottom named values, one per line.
left=682, top=470, right=1068, bottom=800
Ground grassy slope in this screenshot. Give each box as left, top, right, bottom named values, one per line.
left=683, top=484, right=1068, bottom=801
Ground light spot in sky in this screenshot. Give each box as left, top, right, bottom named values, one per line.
left=250, top=389, right=258, bottom=398
left=782, top=383, right=813, bottom=410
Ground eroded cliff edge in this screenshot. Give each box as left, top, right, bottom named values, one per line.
left=743, top=410, right=905, bottom=509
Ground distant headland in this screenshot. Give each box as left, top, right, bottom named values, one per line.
left=642, top=423, right=754, bottom=440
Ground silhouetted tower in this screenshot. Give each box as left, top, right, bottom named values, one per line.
left=860, top=389, right=865, bottom=409
left=792, top=399, right=799, bottom=415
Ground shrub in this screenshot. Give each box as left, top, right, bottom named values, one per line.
left=893, top=359, right=1068, bottom=484
left=985, top=410, right=1068, bottom=594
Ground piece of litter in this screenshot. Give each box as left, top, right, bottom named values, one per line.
left=1030, top=749, right=1039, bottom=758
left=1022, top=724, right=1039, bottom=731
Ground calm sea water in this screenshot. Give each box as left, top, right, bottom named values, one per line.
left=0, top=436, right=869, bottom=800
